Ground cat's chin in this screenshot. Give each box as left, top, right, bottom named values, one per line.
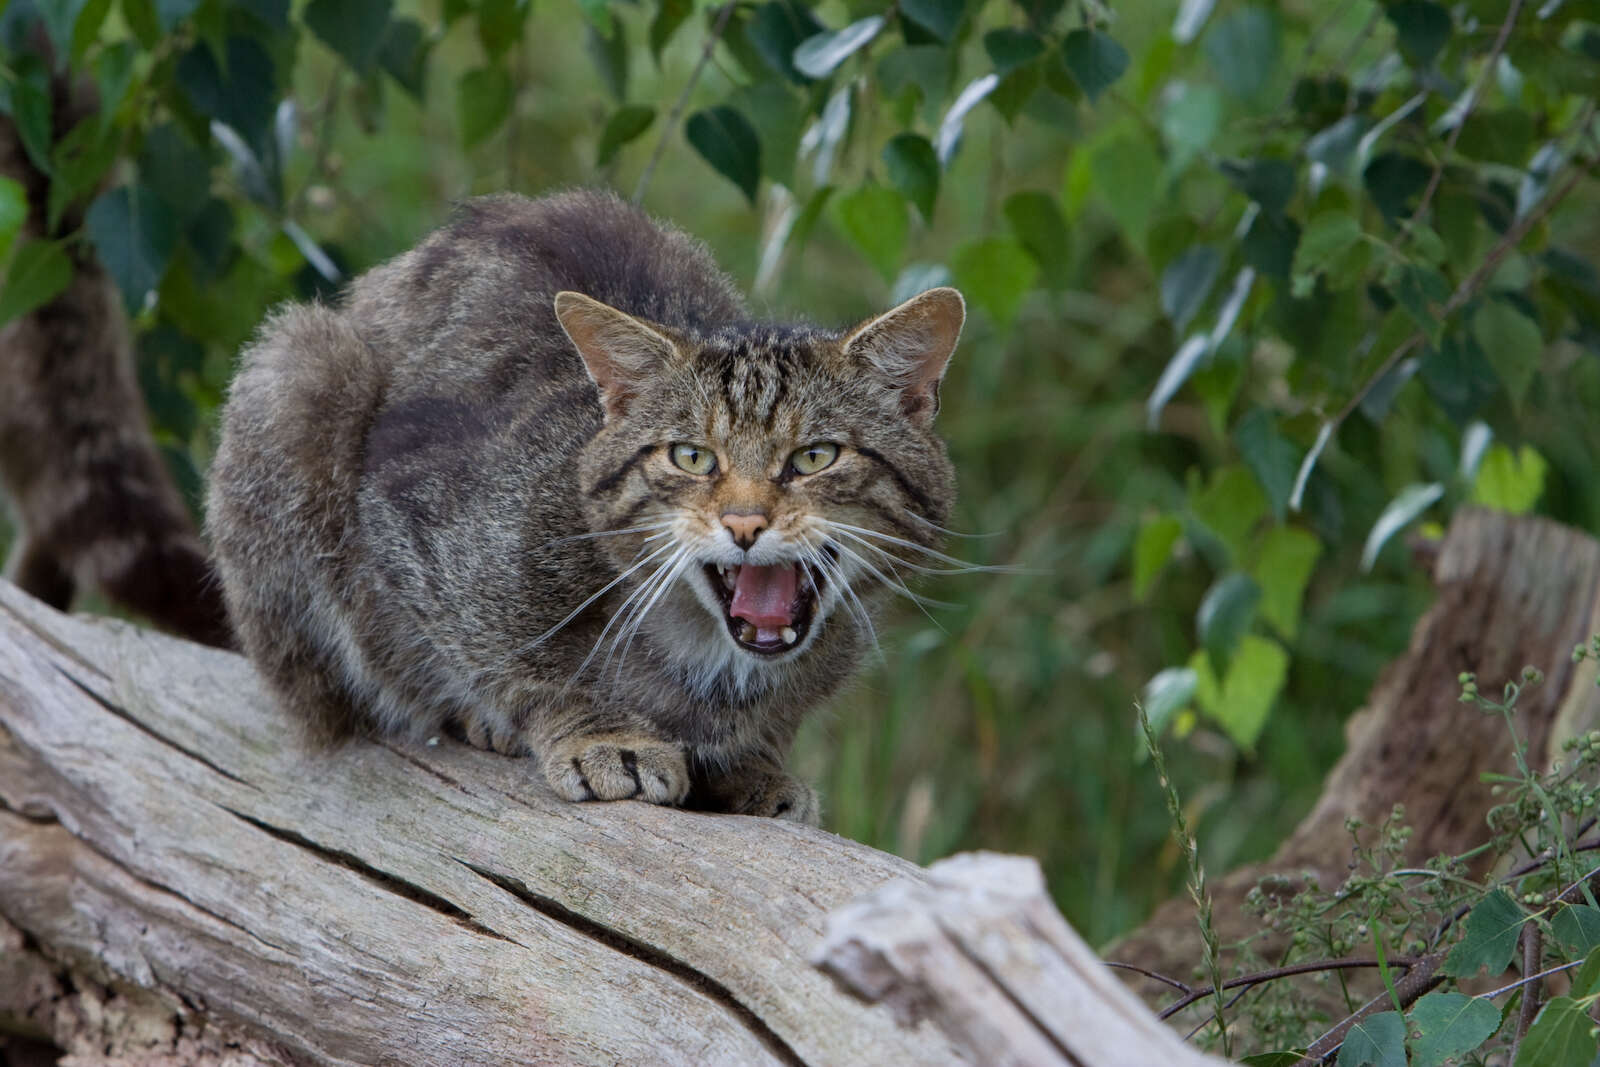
left=702, top=561, right=823, bottom=658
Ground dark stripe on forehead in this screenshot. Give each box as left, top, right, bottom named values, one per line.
left=587, top=444, right=655, bottom=496
left=855, top=445, right=936, bottom=514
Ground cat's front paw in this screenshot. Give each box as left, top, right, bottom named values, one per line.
left=702, top=769, right=821, bottom=825
left=542, top=734, right=690, bottom=806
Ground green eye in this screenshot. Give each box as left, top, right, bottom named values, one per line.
left=790, top=442, right=840, bottom=475
left=670, top=443, right=717, bottom=475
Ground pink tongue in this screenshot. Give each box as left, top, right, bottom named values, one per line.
left=729, top=564, right=798, bottom=629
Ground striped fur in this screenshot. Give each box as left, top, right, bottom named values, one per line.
left=207, top=191, right=962, bottom=822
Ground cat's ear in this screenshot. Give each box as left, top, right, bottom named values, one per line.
left=554, top=291, right=678, bottom=419
left=842, top=286, right=965, bottom=424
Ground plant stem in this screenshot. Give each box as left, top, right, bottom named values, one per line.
left=633, top=2, right=737, bottom=205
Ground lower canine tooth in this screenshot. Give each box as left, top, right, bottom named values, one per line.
left=740, top=623, right=757, bottom=642
left=780, top=626, right=797, bottom=644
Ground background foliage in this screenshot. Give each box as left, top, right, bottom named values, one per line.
left=1, top=0, right=1597, bottom=953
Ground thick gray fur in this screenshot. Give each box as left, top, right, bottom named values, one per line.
left=207, top=190, right=963, bottom=822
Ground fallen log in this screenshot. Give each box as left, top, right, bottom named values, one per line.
left=0, top=578, right=1216, bottom=1066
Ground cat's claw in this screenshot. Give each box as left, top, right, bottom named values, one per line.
left=543, top=736, right=690, bottom=806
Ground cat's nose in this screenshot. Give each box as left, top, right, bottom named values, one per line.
left=721, top=512, right=768, bottom=549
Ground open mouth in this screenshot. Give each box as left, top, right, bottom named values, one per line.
left=704, top=559, right=825, bottom=655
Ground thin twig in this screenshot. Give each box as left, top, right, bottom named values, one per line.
left=1404, top=0, right=1525, bottom=235
left=1157, top=956, right=1423, bottom=1020
left=1511, top=922, right=1543, bottom=1059
left=1101, top=960, right=1194, bottom=995
left=1480, top=957, right=1586, bottom=1001
left=632, top=2, right=736, bottom=205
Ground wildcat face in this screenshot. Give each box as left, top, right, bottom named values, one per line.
left=562, top=289, right=965, bottom=671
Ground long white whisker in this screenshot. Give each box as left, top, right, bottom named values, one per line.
left=902, top=509, right=1004, bottom=540
left=825, top=532, right=965, bottom=608
left=569, top=546, right=687, bottom=688
left=519, top=540, right=676, bottom=660
left=822, top=519, right=1018, bottom=573
left=603, top=547, right=687, bottom=676
left=611, top=552, right=694, bottom=679
left=800, top=538, right=880, bottom=658
left=829, top=539, right=958, bottom=613
left=539, top=521, right=674, bottom=549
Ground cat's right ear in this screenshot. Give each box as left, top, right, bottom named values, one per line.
left=554, top=291, right=678, bottom=419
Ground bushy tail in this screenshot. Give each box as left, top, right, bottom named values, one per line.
left=0, top=46, right=234, bottom=649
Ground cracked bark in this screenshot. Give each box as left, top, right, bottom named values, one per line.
left=0, top=579, right=965, bottom=1066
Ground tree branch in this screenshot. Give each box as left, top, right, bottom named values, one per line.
left=632, top=2, right=737, bottom=205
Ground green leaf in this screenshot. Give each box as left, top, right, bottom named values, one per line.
left=1235, top=408, right=1300, bottom=522
left=685, top=106, right=762, bottom=203
left=882, top=134, right=939, bottom=222
left=176, top=36, right=279, bottom=150
left=1198, top=572, right=1260, bottom=672
left=1161, top=245, right=1221, bottom=331
left=597, top=105, right=655, bottom=167
left=902, top=0, right=964, bottom=41
left=1133, top=514, right=1183, bottom=601
left=729, top=82, right=805, bottom=188
left=1364, top=153, right=1431, bottom=226
left=4, top=59, right=54, bottom=175
left=950, top=237, right=1036, bottom=328
left=1141, top=667, right=1197, bottom=739
left=1192, top=464, right=1268, bottom=564
left=457, top=66, right=514, bottom=149
left=477, top=0, right=529, bottom=58
left=1089, top=135, right=1160, bottom=248
left=1002, top=192, right=1071, bottom=289
left=793, top=16, right=884, bottom=80
left=1408, top=992, right=1500, bottom=1067
left=649, top=0, right=692, bottom=58
left=586, top=22, right=629, bottom=103
left=1421, top=331, right=1499, bottom=424
left=1512, top=997, right=1598, bottom=1067
left=1361, top=483, right=1443, bottom=572
left=1336, top=1010, right=1406, bottom=1067
left=93, top=41, right=138, bottom=113
left=1472, top=300, right=1542, bottom=413
left=1221, top=157, right=1295, bottom=217
left=1242, top=211, right=1299, bottom=279
left=1148, top=335, right=1210, bottom=429
left=888, top=263, right=952, bottom=306
left=1059, top=28, right=1128, bottom=102
left=744, top=0, right=823, bottom=82
left=1204, top=6, right=1280, bottom=100
left=834, top=185, right=906, bottom=280
left=1386, top=1, right=1451, bottom=69
left=85, top=184, right=179, bottom=312
left=157, top=0, right=203, bottom=29
left=138, top=124, right=211, bottom=228
left=1292, top=211, right=1362, bottom=290
left=984, top=28, right=1045, bottom=78
left=1551, top=904, right=1600, bottom=958
left=1189, top=634, right=1288, bottom=749
left=1443, top=889, right=1528, bottom=978
left=575, top=0, right=613, bottom=35
left=1162, top=84, right=1222, bottom=168
left=1252, top=526, right=1320, bottom=640
left=378, top=18, right=429, bottom=98
left=0, top=177, right=25, bottom=264
left=1239, top=1055, right=1308, bottom=1067
left=303, top=0, right=393, bottom=74
left=1471, top=443, right=1547, bottom=515
left=0, top=241, right=73, bottom=329
left=1570, top=944, right=1600, bottom=998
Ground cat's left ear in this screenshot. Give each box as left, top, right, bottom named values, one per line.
left=555, top=291, right=679, bottom=419
left=842, top=287, right=965, bottom=424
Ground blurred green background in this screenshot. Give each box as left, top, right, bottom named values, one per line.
left=2, top=0, right=1597, bottom=948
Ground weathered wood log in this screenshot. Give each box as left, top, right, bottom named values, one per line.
left=0, top=580, right=1208, bottom=1066
left=815, top=852, right=1230, bottom=1067
left=1109, top=509, right=1600, bottom=1015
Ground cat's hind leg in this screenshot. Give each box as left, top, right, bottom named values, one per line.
left=689, top=756, right=820, bottom=825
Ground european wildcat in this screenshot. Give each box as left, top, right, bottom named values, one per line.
left=0, top=53, right=233, bottom=650
left=206, top=190, right=964, bottom=823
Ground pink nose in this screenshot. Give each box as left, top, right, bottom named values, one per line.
left=721, top=512, right=768, bottom=549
